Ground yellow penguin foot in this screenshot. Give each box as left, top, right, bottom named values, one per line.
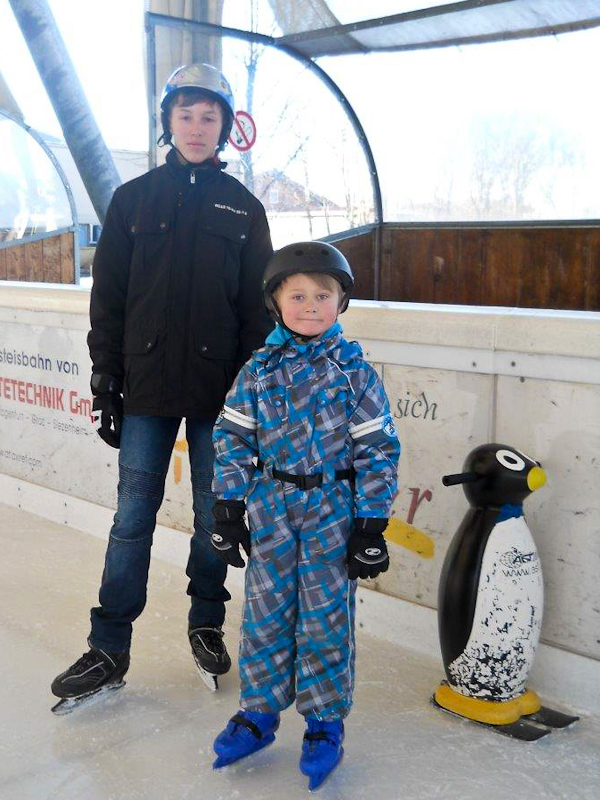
left=432, top=682, right=578, bottom=741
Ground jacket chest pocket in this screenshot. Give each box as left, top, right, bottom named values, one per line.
left=259, top=386, right=287, bottom=424
left=317, top=386, right=348, bottom=411
left=199, top=211, right=250, bottom=278
left=129, top=219, right=171, bottom=274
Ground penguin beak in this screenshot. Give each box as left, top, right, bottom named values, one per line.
left=527, top=466, right=546, bottom=491
left=442, top=471, right=480, bottom=486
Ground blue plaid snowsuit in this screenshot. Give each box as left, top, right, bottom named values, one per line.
left=212, top=322, right=400, bottom=720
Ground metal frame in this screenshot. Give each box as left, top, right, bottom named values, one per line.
left=0, top=109, right=81, bottom=282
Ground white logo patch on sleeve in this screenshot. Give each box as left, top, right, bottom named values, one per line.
left=383, top=417, right=396, bottom=438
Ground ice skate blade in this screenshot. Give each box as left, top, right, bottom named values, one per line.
left=302, top=749, right=344, bottom=792
left=51, top=680, right=125, bottom=715
left=213, top=734, right=276, bottom=769
left=193, top=660, right=218, bottom=692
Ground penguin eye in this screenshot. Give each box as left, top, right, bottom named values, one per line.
left=496, top=449, right=526, bottom=471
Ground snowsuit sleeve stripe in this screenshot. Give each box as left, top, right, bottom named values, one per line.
left=349, top=416, right=387, bottom=439
left=223, top=405, right=257, bottom=429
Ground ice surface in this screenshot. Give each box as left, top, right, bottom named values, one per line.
left=0, top=502, right=598, bottom=800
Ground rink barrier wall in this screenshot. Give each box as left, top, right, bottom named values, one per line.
left=0, top=470, right=597, bottom=716
left=0, top=282, right=598, bottom=688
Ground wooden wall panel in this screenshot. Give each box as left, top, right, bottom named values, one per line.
left=379, top=226, right=396, bottom=300
left=402, top=230, right=432, bottom=303
left=457, top=230, right=485, bottom=306
left=584, top=229, right=600, bottom=310
left=431, top=230, right=460, bottom=304
left=377, top=226, right=600, bottom=311
left=521, top=229, right=551, bottom=309
left=42, top=236, right=61, bottom=282
left=6, top=245, right=24, bottom=281
left=483, top=229, right=522, bottom=307
left=60, top=232, right=75, bottom=283
left=24, top=239, right=43, bottom=282
left=0, top=233, right=75, bottom=285
left=334, top=231, right=374, bottom=300
left=554, top=230, right=585, bottom=310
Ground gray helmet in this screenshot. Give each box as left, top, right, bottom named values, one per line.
left=263, top=242, right=354, bottom=325
left=160, top=63, right=235, bottom=150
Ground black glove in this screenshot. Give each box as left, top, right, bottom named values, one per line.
left=211, top=500, right=250, bottom=568
left=90, top=374, right=123, bottom=449
left=347, top=518, right=390, bottom=580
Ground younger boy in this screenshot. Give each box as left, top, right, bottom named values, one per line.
left=209, top=242, right=400, bottom=788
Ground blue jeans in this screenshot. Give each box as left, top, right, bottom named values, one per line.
left=89, top=416, right=229, bottom=653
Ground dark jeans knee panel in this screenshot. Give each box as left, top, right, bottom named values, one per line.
left=118, top=463, right=166, bottom=501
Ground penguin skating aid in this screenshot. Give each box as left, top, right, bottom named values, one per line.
left=434, top=444, right=579, bottom=739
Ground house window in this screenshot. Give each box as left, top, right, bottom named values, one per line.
left=78, top=223, right=90, bottom=246
left=90, top=224, right=102, bottom=245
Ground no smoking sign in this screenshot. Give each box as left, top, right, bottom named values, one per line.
left=228, top=110, right=256, bottom=152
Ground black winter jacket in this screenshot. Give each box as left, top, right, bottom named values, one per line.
left=88, top=150, right=274, bottom=419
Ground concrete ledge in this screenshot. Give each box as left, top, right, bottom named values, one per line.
left=1, top=471, right=597, bottom=716
left=344, top=301, right=600, bottom=359
left=0, top=282, right=90, bottom=315
left=1, top=283, right=599, bottom=359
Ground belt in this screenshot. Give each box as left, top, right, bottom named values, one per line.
left=257, top=459, right=354, bottom=491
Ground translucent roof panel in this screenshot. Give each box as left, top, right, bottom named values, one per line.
left=321, top=28, right=600, bottom=222
left=0, top=112, right=74, bottom=243
left=278, top=1, right=600, bottom=58
left=224, top=1, right=283, bottom=36
left=300, top=1, right=459, bottom=28
left=240, top=1, right=460, bottom=35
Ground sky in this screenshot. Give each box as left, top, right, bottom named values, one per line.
left=1, top=0, right=599, bottom=220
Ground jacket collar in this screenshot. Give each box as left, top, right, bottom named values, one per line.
left=256, top=322, right=361, bottom=367
left=165, top=147, right=224, bottom=186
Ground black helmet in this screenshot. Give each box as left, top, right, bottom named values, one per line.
left=263, top=242, right=354, bottom=326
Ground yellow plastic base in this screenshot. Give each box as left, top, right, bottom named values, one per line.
left=434, top=683, right=541, bottom=725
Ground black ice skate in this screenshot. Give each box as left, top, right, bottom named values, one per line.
left=51, top=646, right=130, bottom=715
left=189, top=626, right=231, bottom=691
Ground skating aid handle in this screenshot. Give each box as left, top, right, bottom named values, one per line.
left=442, top=472, right=480, bottom=486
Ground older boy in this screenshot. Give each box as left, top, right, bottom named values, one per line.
left=50, top=64, right=273, bottom=713
left=210, top=242, right=400, bottom=788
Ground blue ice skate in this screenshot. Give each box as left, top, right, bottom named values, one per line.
left=213, top=710, right=280, bottom=768
left=299, top=719, right=344, bottom=791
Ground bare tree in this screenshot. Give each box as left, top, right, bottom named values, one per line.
left=469, top=113, right=577, bottom=218
left=233, top=0, right=310, bottom=211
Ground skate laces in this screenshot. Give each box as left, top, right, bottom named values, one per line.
left=190, top=626, right=225, bottom=653
left=68, top=650, right=100, bottom=674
